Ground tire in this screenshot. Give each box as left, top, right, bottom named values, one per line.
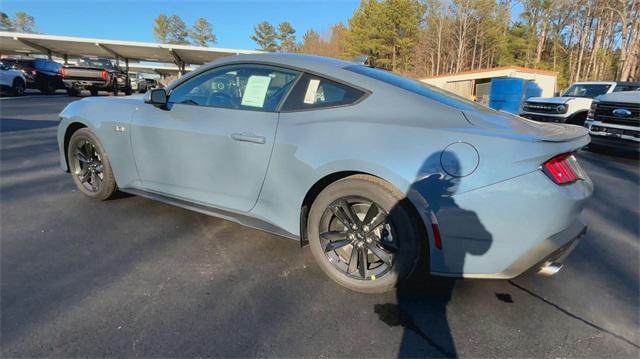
left=67, top=87, right=80, bottom=96
left=11, top=78, right=25, bottom=96
left=124, top=85, right=132, bottom=96
left=90, top=88, right=98, bottom=96
left=67, top=128, right=118, bottom=200
left=307, top=174, right=421, bottom=293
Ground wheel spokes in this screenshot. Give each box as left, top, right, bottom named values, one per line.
left=79, top=171, right=90, bottom=183
left=320, top=231, right=348, bottom=241
left=362, top=202, right=380, bottom=229
left=330, top=202, right=355, bottom=228
left=75, top=150, right=89, bottom=163
left=367, top=211, right=388, bottom=233
left=358, top=247, right=367, bottom=278
left=324, top=239, right=352, bottom=252
left=367, top=242, right=393, bottom=266
left=347, top=246, right=359, bottom=274
left=90, top=171, right=99, bottom=191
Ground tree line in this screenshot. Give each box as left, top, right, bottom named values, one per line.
left=0, top=11, right=37, bottom=33
left=251, top=0, right=639, bottom=86
left=153, top=14, right=217, bottom=46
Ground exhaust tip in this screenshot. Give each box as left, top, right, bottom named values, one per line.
left=538, top=262, right=563, bottom=277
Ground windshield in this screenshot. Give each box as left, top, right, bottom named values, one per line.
left=78, top=58, right=114, bottom=69
left=345, top=65, right=491, bottom=112
left=563, top=84, right=611, bottom=98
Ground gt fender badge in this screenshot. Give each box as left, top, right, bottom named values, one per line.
left=113, top=125, right=126, bottom=132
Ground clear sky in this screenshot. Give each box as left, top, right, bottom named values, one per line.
left=1, top=0, right=361, bottom=50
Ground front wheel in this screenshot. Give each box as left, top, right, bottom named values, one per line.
left=67, top=128, right=118, bottom=200
left=307, top=175, right=421, bottom=293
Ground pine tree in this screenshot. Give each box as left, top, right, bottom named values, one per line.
left=13, top=11, right=36, bottom=33
left=251, top=21, right=278, bottom=51
left=190, top=18, right=217, bottom=47
left=0, top=12, right=13, bottom=31
left=166, top=15, right=190, bottom=45
left=277, top=21, right=297, bottom=52
left=153, top=14, right=169, bottom=43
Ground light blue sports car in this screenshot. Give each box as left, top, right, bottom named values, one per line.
left=58, top=54, right=592, bottom=293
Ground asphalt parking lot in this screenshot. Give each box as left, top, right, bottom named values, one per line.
left=1, top=94, right=638, bottom=357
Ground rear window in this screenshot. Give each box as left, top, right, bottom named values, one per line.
left=345, top=65, right=489, bottom=111
left=34, top=59, right=62, bottom=72
left=281, top=73, right=365, bottom=111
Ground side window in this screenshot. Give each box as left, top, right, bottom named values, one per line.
left=281, top=73, right=365, bottom=111
left=169, top=64, right=300, bottom=112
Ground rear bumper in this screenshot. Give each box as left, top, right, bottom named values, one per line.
left=427, top=169, right=593, bottom=278
left=590, top=135, right=640, bottom=152
left=63, top=79, right=109, bottom=89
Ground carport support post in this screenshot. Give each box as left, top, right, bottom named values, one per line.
left=125, top=58, right=129, bottom=72
left=63, top=54, right=68, bottom=65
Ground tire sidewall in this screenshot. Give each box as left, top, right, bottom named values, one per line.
left=67, top=128, right=117, bottom=200
left=308, top=177, right=420, bottom=293
left=12, top=78, right=25, bottom=96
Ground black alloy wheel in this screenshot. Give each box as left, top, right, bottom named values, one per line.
left=319, top=197, right=396, bottom=281
left=67, top=128, right=117, bottom=200
left=72, top=139, right=105, bottom=193
left=307, top=174, right=421, bottom=293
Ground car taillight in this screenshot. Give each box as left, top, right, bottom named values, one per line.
left=101, top=70, right=109, bottom=80
left=542, top=153, right=583, bottom=185
left=59, top=68, right=66, bottom=77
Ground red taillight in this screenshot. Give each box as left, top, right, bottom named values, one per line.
left=543, top=153, right=581, bottom=185
left=59, top=68, right=65, bottom=77
left=101, top=70, right=109, bottom=80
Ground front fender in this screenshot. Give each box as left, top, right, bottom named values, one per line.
left=57, top=97, right=141, bottom=187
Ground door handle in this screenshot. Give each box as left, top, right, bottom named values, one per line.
left=230, top=133, right=266, bottom=144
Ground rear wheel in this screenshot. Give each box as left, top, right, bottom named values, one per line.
left=307, top=175, right=421, bottom=293
left=11, top=78, right=25, bottom=96
left=67, top=128, right=117, bottom=200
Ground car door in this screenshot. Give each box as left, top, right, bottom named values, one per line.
left=130, top=64, right=300, bottom=212
left=0, top=65, right=9, bottom=86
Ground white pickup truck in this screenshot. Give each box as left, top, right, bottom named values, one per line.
left=585, top=91, right=639, bottom=152
left=520, top=81, right=640, bottom=126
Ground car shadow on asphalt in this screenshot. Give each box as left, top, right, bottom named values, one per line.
left=374, top=152, right=493, bottom=357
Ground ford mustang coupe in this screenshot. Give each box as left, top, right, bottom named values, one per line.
left=58, top=54, right=592, bottom=293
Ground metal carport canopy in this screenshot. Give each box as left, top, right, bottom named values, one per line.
left=0, top=31, right=261, bottom=65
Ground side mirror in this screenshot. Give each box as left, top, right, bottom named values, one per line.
left=144, top=88, right=168, bottom=108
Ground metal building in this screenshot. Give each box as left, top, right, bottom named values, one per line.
left=420, top=66, right=558, bottom=102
